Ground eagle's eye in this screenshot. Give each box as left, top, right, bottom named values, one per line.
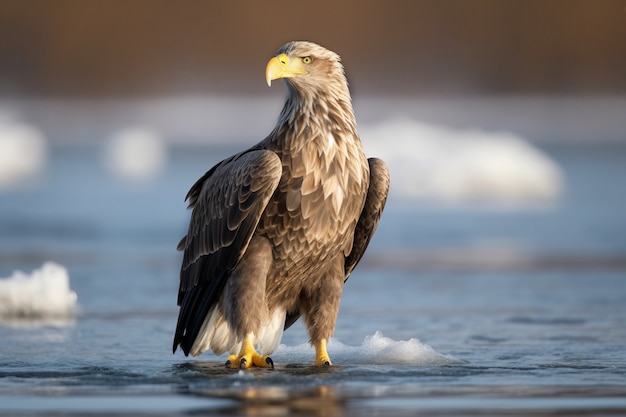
left=302, top=56, right=312, bottom=64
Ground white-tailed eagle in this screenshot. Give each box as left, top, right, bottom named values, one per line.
left=173, top=41, right=390, bottom=368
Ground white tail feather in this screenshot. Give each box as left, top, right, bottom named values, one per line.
left=190, top=307, right=286, bottom=357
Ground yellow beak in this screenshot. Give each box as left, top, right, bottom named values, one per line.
left=266, top=53, right=308, bottom=87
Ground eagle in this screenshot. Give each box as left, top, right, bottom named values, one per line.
left=173, top=41, right=390, bottom=368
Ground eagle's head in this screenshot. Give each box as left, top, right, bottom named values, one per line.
left=266, top=41, right=346, bottom=93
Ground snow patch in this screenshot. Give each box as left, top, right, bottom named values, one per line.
left=275, top=331, right=461, bottom=365
left=0, top=262, right=78, bottom=321
left=360, top=118, right=563, bottom=204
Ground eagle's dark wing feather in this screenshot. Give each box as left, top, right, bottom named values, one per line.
left=344, top=158, right=390, bottom=278
left=173, top=149, right=282, bottom=355
left=283, top=157, right=389, bottom=331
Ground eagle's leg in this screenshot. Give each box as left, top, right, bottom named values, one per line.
left=222, top=236, right=274, bottom=369
left=305, top=257, right=344, bottom=367
left=226, top=334, right=274, bottom=369
left=314, top=338, right=332, bottom=367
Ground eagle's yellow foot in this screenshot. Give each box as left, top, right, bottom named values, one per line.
left=225, top=352, right=274, bottom=369
left=314, top=338, right=333, bottom=367
left=225, top=335, right=274, bottom=369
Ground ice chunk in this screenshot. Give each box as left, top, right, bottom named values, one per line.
left=0, top=262, right=78, bottom=320
left=360, top=118, right=563, bottom=204
left=0, top=119, right=47, bottom=189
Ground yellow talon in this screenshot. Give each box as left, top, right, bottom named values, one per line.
left=314, top=338, right=332, bottom=367
left=225, top=335, right=274, bottom=369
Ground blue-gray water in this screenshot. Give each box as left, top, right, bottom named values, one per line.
left=1, top=143, right=626, bottom=416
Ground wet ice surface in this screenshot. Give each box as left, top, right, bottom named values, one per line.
left=1, top=141, right=626, bottom=416
left=2, top=269, right=625, bottom=416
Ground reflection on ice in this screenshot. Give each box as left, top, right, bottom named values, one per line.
left=195, top=384, right=345, bottom=416
left=361, top=119, right=563, bottom=204
left=0, top=262, right=78, bottom=323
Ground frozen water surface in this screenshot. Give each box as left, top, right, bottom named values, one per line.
left=1, top=113, right=626, bottom=416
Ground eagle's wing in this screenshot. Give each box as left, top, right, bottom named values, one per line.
left=283, top=157, right=389, bottom=331
left=173, top=149, right=282, bottom=355
left=344, top=157, right=390, bottom=277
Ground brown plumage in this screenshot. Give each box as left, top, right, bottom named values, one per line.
left=173, top=41, right=390, bottom=368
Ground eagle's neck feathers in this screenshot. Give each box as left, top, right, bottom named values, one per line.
left=273, top=74, right=359, bottom=155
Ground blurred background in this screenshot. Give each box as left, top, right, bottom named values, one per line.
left=1, top=0, right=626, bottom=142
left=1, top=3, right=625, bottom=412
left=2, top=0, right=626, bottom=97
left=1, top=0, right=625, bottom=278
